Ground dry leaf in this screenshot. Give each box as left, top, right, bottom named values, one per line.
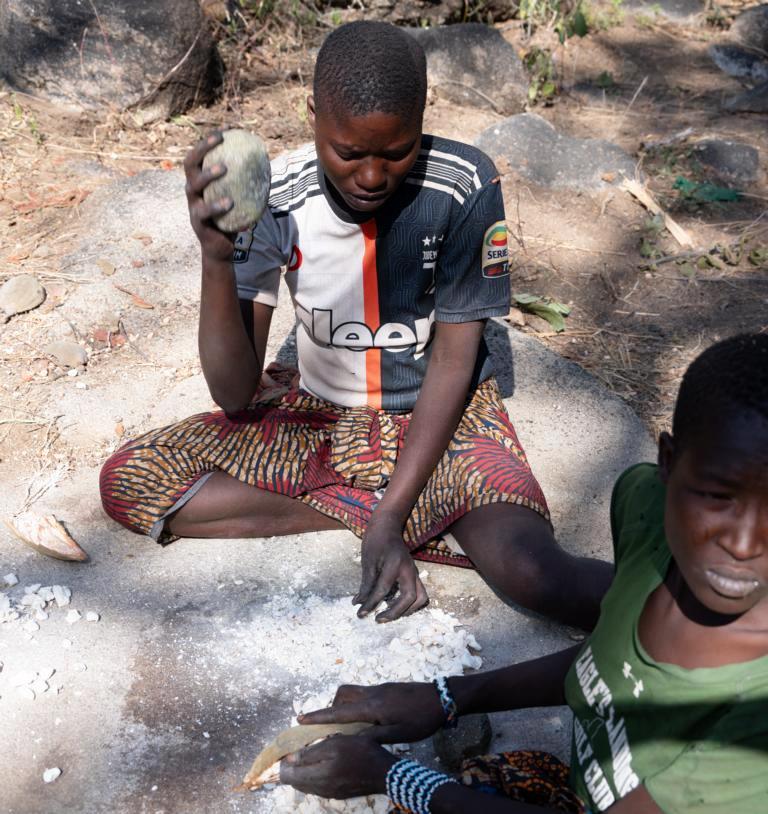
left=130, top=293, right=154, bottom=309
left=113, top=283, right=155, bottom=309
left=115, top=421, right=125, bottom=437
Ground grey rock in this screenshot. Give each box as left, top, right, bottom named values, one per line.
left=409, top=24, right=527, bottom=115
left=0, top=274, right=45, bottom=317
left=433, top=713, right=493, bottom=771
left=692, top=139, right=760, bottom=184
left=202, top=130, right=272, bottom=233
left=43, top=341, right=88, bottom=368
left=731, top=4, right=768, bottom=52
left=724, top=79, right=768, bottom=113
left=475, top=114, right=637, bottom=190
left=709, top=44, right=768, bottom=83
left=0, top=0, right=222, bottom=117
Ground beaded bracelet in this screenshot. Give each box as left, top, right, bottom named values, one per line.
left=386, top=758, right=458, bottom=814
left=433, top=675, right=458, bottom=728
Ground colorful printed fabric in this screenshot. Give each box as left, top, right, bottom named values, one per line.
left=459, top=751, right=588, bottom=813
left=100, top=371, right=548, bottom=567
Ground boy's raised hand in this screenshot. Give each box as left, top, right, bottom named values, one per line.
left=298, top=681, right=446, bottom=744
left=183, top=131, right=236, bottom=263
left=354, top=512, right=429, bottom=623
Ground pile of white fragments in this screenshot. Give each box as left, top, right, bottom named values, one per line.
left=1, top=571, right=100, bottom=783
left=229, top=584, right=483, bottom=814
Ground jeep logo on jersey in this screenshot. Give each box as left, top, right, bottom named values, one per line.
left=295, top=304, right=435, bottom=360
left=482, top=221, right=509, bottom=278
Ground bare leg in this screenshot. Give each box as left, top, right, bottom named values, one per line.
left=166, top=471, right=345, bottom=538
left=450, top=503, right=613, bottom=631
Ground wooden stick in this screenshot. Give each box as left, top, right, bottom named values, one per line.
left=619, top=178, right=694, bottom=248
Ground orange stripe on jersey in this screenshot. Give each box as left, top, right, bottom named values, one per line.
left=361, top=219, right=381, bottom=409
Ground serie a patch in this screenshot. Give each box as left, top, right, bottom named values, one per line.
left=482, top=221, right=509, bottom=278
left=233, top=231, right=254, bottom=264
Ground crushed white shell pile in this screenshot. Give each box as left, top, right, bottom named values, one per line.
left=221, top=589, right=482, bottom=814
left=0, top=573, right=101, bottom=781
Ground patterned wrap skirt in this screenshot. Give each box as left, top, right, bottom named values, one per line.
left=458, top=751, right=587, bottom=812
left=100, top=369, right=549, bottom=567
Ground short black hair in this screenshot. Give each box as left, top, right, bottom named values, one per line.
left=672, top=333, right=768, bottom=449
left=313, top=21, right=427, bottom=122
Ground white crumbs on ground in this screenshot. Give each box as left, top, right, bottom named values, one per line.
left=0, top=577, right=99, bottom=703
left=220, top=592, right=482, bottom=814
left=43, top=767, right=62, bottom=783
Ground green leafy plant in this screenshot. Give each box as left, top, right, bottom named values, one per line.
left=524, top=47, right=558, bottom=106
left=518, top=0, right=590, bottom=41
left=673, top=176, right=742, bottom=203
left=513, top=293, right=571, bottom=332
left=584, top=0, right=624, bottom=30
left=749, top=246, right=768, bottom=268
left=596, top=70, right=615, bottom=89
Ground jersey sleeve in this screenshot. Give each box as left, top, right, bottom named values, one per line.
left=609, top=462, right=665, bottom=565
left=233, top=208, right=290, bottom=308
left=433, top=177, right=510, bottom=323
left=645, top=702, right=768, bottom=814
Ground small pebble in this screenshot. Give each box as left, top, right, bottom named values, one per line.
left=16, top=687, right=36, bottom=701
left=3, top=573, right=18, bottom=587
left=61, top=639, right=73, bottom=649
left=22, top=620, right=40, bottom=633
left=73, top=662, right=87, bottom=672
left=66, top=609, right=82, bottom=625
left=43, top=768, right=61, bottom=783
left=0, top=274, right=45, bottom=317
left=43, top=341, right=88, bottom=369
left=85, top=611, right=100, bottom=622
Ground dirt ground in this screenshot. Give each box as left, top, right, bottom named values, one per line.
left=0, top=2, right=766, bottom=484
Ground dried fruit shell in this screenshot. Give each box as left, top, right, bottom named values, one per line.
left=5, top=513, right=88, bottom=562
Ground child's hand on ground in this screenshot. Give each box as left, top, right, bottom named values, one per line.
left=280, top=735, right=395, bottom=798
left=183, top=131, right=236, bottom=263
left=298, top=681, right=446, bottom=744
left=354, top=512, right=428, bottom=622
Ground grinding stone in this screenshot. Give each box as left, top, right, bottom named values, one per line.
left=202, top=129, right=271, bottom=233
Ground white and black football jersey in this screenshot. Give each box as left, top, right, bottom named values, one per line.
left=234, top=134, right=510, bottom=412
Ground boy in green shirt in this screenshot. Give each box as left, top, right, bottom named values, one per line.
left=280, top=333, right=768, bottom=814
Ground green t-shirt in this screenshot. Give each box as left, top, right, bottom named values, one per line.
left=564, top=463, right=768, bottom=813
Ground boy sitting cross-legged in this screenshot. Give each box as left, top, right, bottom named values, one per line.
left=100, top=21, right=611, bottom=628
